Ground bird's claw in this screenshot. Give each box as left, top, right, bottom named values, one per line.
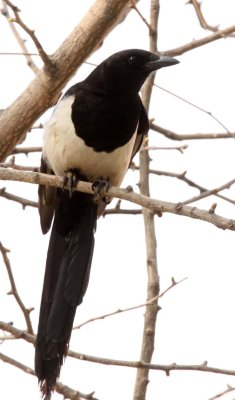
left=92, top=179, right=110, bottom=204
left=63, top=170, right=79, bottom=198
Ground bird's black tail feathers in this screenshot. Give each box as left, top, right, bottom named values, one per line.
left=35, top=191, right=97, bottom=399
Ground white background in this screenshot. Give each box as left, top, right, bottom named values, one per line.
left=1, top=1, right=235, bottom=399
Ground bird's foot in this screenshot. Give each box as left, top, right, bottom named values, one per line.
left=63, top=169, right=80, bottom=197
left=92, top=178, right=110, bottom=204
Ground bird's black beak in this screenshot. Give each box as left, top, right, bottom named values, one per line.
left=144, top=55, right=179, bottom=72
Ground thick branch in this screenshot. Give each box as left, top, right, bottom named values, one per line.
left=0, top=0, right=132, bottom=161
left=1, top=167, right=235, bottom=231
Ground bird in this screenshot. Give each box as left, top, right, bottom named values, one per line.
left=35, top=48, right=179, bottom=399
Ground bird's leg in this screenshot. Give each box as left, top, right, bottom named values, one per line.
left=92, top=178, right=111, bottom=204
left=63, top=169, right=80, bottom=197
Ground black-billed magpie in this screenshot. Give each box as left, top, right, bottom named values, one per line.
left=35, top=49, right=179, bottom=399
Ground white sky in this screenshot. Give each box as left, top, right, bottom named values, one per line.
left=1, top=1, right=235, bottom=399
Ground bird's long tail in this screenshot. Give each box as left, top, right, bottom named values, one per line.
left=35, top=191, right=97, bottom=399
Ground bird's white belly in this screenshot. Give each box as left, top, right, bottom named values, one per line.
left=43, top=96, right=137, bottom=187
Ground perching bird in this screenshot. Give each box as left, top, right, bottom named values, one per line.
left=35, top=49, right=179, bottom=399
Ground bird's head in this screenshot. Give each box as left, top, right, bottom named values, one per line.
left=85, top=49, right=179, bottom=94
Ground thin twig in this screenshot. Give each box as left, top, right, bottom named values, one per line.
left=1, top=2, right=40, bottom=74
left=179, top=178, right=235, bottom=206
left=208, top=385, right=235, bottom=400
left=0, top=157, right=39, bottom=171
left=3, top=0, right=52, bottom=68
left=132, top=165, right=235, bottom=206
left=0, top=187, right=38, bottom=208
left=74, top=277, right=187, bottom=330
left=0, top=242, right=34, bottom=334
left=153, top=85, right=231, bottom=134
left=104, top=207, right=142, bottom=215
left=189, top=0, right=226, bottom=34
left=162, top=24, right=235, bottom=57
left=130, top=0, right=152, bottom=32
left=151, top=123, right=234, bottom=141
left=11, top=146, right=42, bottom=155
left=141, top=144, right=188, bottom=153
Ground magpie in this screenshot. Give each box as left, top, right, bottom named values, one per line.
left=35, top=49, right=179, bottom=399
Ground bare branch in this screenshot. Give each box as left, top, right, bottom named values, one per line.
left=130, top=0, right=152, bottom=32
left=189, top=0, right=220, bottom=33
left=11, top=146, right=42, bottom=155
left=133, top=1, right=160, bottom=398
left=151, top=123, right=234, bottom=141
left=104, top=207, right=142, bottom=215
left=208, top=385, right=235, bottom=400
left=74, top=277, right=187, bottom=330
left=1, top=2, right=40, bottom=73
left=0, top=187, right=38, bottom=208
left=162, top=24, right=235, bottom=57
left=0, top=51, right=39, bottom=56
left=0, top=242, right=34, bottom=333
left=3, top=322, right=235, bottom=379
left=0, top=158, right=39, bottom=171
left=1, top=167, right=235, bottom=231
left=132, top=166, right=235, bottom=206
left=141, top=143, right=188, bottom=153
left=3, top=0, right=52, bottom=67
left=0, top=351, right=100, bottom=400
left=179, top=178, right=235, bottom=206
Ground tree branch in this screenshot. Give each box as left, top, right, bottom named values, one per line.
left=74, top=278, right=186, bottom=330
left=1, top=1, right=40, bottom=74
left=162, top=24, right=235, bottom=57
left=3, top=0, right=51, bottom=66
left=1, top=167, right=235, bottom=231
left=0, top=187, right=38, bottom=208
left=0, top=242, right=34, bottom=333
left=150, top=123, right=234, bottom=140
left=179, top=178, right=235, bottom=206
left=3, top=322, right=235, bottom=378
left=208, top=385, right=235, bottom=400
left=0, top=351, right=100, bottom=400
left=132, top=165, right=235, bottom=206
left=133, top=1, right=160, bottom=398
left=189, top=0, right=220, bottom=33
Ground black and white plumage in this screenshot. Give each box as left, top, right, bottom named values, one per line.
left=35, top=49, right=179, bottom=399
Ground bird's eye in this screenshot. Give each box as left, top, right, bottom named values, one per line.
left=128, top=56, right=137, bottom=66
